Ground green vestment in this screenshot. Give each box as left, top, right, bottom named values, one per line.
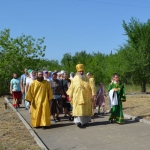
left=108, top=82, right=126, bottom=124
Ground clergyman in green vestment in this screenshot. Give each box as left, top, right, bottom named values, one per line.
left=108, top=73, right=126, bottom=124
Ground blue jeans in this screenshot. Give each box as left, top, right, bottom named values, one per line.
left=22, top=93, right=28, bottom=108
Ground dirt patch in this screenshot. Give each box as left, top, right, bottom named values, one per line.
left=123, top=95, right=150, bottom=120
left=0, top=97, right=41, bottom=150
left=104, top=94, right=150, bottom=121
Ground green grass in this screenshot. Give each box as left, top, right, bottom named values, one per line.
left=102, top=84, right=150, bottom=94
left=124, top=84, right=141, bottom=93
left=124, top=84, right=150, bottom=93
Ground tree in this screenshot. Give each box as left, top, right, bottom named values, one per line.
left=0, top=29, right=46, bottom=95
left=61, top=53, right=75, bottom=73
left=122, top=18, right=150, bottom=92
left=61, top=51, right=92, bottom=74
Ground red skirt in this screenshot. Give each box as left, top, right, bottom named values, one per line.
left=12, top=91, right=22, bottom=107
left=12, top=91, right=22, bottom=100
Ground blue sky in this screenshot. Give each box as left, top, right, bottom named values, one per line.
left=0, top=0, right=150, bottom=61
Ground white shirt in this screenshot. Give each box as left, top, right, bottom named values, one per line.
left=26, top=77, right=34, bottom=86
left=25, top=77, right=34, bottom=93
left=44, top=77, right=51, bottom=82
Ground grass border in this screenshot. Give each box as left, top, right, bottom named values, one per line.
left=4, top=97, right=48, bottom=150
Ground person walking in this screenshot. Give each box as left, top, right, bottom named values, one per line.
left=108, top=73, right=126, bottom=124
left=25, top=71, right=53, bottom=129
left=67, top=64, right=96, bottom=128
left=43, top=70, right=51, bottom=81
left=50, top=72, right=66, bottom=123
left=86, top=72, right=96, bottom=116
left=10, top=73, right=22, bottom=108
left=20, top=68, right=28, bottom=109
left=96, top=83, right=107, bottom=115
left=25, top=70, right=37, bottom=112
left=61, top=71, right=73, bottom=121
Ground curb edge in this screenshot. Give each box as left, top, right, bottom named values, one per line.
left=124, top=114, right=150, bottom=125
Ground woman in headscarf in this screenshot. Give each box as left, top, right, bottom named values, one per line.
left=43, top=70, right=51, bottom=81
left=25, top=70, right=37, bottom=112
left=69, top=72, right=75, bottom=81
left=26, top=70, right=37, bottom=91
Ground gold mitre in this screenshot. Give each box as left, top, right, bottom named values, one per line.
left=76, top=64, right=84, bottom=71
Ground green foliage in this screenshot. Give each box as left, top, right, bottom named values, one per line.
left=0, top=29, right=46, bottom=94
left=1, top=17, right=150, bottom=94
left=121, top=18, right=150, bottom=91
left=60, top=18, right=150, bottom=92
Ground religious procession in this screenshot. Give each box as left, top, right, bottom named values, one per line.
left=10, top=63, right=126, bottom=130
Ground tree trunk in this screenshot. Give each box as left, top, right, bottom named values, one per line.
left=141, top=80, right=146, bottom=92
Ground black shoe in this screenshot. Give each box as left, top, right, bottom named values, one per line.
left=109, top=120, right=113, bottom=123
left=56, top=117, right=60, bottom=121
left=94, top=113, right=97, bottom=116
left=77, top=122, right=82, bottom=128
left=69, top=116, right=73, bottom=121
left=52, top=119, right=57, bottom=123
left=42, top=126, right=46, bottom=130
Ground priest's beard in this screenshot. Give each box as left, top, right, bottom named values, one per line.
left=37, top=76, right=44, bottom=82
left=78, top=74, right=85, bottom=79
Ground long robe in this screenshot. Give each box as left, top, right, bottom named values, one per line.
left=25, top=80, right=53, bottom=127
left=108, top=82, right=126, bottom=124
left=67, top=75, right=96, bottom=117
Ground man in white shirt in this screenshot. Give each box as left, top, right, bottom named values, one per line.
left=20, top=68, right=28, bottom=109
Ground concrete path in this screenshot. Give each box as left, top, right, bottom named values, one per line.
left=9, top=100, right=150, bottom=150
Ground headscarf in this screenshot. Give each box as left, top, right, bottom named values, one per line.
left=30, top=70, right=36, bottom=79
left=27, top=69, right=32, bottom=74
left=60, top=70, right=65, bottom=74
left=70, top=72, right=75, bottom=79
left=43, top=70, right=48, bottom=75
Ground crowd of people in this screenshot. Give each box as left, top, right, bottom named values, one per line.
left=10, top=64, right=126, bottom=129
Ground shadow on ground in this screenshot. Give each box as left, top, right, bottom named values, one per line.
left=135, top=114, right=150, bottom=120
left=49, top=122, right=75, bottom=129
left=124, top=119, right=139, bottom=124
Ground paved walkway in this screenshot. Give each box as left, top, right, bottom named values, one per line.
left=9, top=100, right=150, bottom=150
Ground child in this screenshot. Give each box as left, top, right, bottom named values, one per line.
left=96, top=83, right=107, bottom=115
left=108, top=73, right=126, bottom=124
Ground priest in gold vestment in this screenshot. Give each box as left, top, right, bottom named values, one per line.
left=67, top=64, right=96, bottom=128
left=25, top=71, right=53, bottom=129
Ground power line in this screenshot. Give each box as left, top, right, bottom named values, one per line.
left=76, top=0, right=150, bottom=9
